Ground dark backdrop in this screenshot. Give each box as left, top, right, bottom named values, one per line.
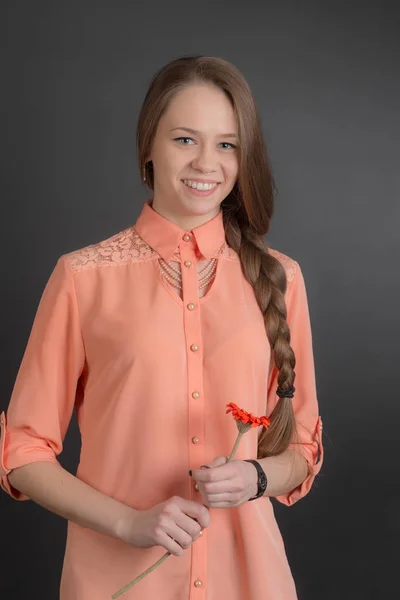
left=1, top=1, right=399, bottom=599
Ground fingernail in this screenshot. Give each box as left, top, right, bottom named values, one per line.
left=200, top=465, right=210, bottom=469
left=188, top=470, right=192, bottom=476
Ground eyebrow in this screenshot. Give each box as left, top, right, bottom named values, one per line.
left=169, top=127, right=238, bottom=139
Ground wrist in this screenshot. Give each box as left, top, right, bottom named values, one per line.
left=243, top=459, right=259, bottom=499
left=114, top=504, right=140, bottom=543
left=244, top=459, right=268, bottom=500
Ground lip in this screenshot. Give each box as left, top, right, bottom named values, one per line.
left=181, top=179, right=221, bottom=184
left=181, top=180, right=220, bottom=197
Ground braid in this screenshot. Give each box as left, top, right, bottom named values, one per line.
left=223, top=210, right=297, bottom=458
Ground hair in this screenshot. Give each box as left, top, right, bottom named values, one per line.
left=136, top=55, right=297, bottom=459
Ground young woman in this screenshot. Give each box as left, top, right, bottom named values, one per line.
left=0, top=55, right=323, bottom=599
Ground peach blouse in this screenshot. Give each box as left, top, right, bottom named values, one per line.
left=0, top=199, right=323, bottom=599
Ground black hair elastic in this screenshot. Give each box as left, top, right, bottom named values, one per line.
left=276, top=386, right=295, bottom=399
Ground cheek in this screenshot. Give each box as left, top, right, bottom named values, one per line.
left=224, top=156, right=239, bottom=181
left=170, top=156, right=189, bottom=181
left=153, top=148, right=183, bottom=180
left=161, top=155, right=178, bottom=175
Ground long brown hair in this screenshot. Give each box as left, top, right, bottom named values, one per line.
left=136, top=55, right=297, bottom=459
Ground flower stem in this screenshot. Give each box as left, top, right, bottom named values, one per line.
left=228, top=431, right=243, bottom=462
left=112, top=419, right=251, bottom=597
left=111, top=551, right=171, bottom=598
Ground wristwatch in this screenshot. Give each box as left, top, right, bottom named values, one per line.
left=244, top=459, right=268, bottom=501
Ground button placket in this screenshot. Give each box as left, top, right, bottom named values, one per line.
left=180, top=236, right=207, bottom=598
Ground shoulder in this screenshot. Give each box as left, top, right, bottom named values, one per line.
left=61, top=225, right=157, bottom=273
left=268, top=247, right=298, bottom=284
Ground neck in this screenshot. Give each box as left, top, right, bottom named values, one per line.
left=150, top=198, right=220, bottom=231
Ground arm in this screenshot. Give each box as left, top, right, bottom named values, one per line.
left=7, top=461, right=134, bottom=541
left=0, top=256, right=85, bottom=500
left=191, top=259, right=323, bottom=509
left=255, top=449, right=309, bottom=498
left=262, top=259, right=324, bottom=506
left=0, top=256, right=136, bottom=539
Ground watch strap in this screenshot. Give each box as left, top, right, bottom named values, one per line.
left=244, top=459, right=268, bottom=501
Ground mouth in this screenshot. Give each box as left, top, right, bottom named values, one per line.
left=181, top=179, right=221, bottom=197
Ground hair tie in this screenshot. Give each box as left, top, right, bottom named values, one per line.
left=276, top=386, right=295, bottom=399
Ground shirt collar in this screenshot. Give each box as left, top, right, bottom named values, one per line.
left=134, top=199, right=226, bottom=261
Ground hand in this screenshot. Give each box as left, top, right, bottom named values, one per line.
left=191, top=456, right=259, bottom=509
left=118, top=496, right=210, bottom=557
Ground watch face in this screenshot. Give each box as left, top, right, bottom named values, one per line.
left=257, top=466, right=268, bottom=495
left=259, top=471, right=267, bottom=490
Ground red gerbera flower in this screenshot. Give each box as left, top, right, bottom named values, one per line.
left=226, top=402, right=271, bottom=429
left=225, top=402, right=271, bottom=461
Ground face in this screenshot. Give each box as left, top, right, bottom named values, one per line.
left=147, top=83, right=239, bottom=229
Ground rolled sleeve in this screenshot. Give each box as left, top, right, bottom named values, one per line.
left=267, top=260, right=324, bottom=506
left=0, top=256, right=85, bottom=500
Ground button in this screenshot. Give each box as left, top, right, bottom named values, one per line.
left=192, top=436, right=199, bottom=444
left=190, top=344, right=199, bottom=352
left=183, top=234, right=191, bottom=241
left=194, top=580, right=203, bottom=587
left=187, top=303, right=196, bottom=310
left=194, top=483, right=199, bottom=491
left=184, top=260, right=192, bottom=267
left=192, top=391, right=200, bottom=399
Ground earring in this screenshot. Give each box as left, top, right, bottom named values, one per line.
left=142, top=166, right=146, bottom=182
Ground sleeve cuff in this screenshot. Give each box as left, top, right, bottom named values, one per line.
left=0, top=410, right=59, bottom=501
left=274, top=416, right=324, bottom=507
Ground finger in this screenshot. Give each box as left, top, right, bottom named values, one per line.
left=207, top=493, right=238, bottom=508
left=176, top=500, right=210, bottom=529
left=203, top=479, right=240, bottom=495
left=175, top=512, right=202, bottom=539
left=207, top=501, right=233, bottom=509
left=165, top=524, right=193, bottom=552
left=206, top=456, right=229, bottom=469
left=192, top=462, right=232, bottom=483
left=157, top=530, right=187, bottom=557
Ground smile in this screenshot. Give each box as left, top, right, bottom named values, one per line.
left=183, top=179, right=219, bottom=191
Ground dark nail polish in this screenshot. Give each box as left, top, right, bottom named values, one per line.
left=188, top=470, right=192, bottom=476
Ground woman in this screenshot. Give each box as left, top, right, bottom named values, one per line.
left=0, top=55, right=323, bottom=599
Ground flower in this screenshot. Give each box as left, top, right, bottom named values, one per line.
left=225, top=403, right=270, bottom=461
left=226, top=402, right=271, bottom=429
left=112, top=402, right=271, bottom=598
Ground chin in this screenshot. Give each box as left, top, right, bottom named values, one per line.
left=180, top=196, right=222, bottom=215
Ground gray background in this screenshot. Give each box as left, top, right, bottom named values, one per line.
left=1, top=1, right=399, bottom=598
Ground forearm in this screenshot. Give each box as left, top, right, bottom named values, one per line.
left=256, top=450, right=309, bottom=497
left=7, top=461, right=135, bottom=540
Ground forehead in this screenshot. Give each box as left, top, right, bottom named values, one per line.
left=160, top=84, right=237, bottom=132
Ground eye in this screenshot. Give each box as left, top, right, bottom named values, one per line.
left=173, top=137, right=195, bottom=145
left=173, top=137, right=237, bottom=150
left=219, top=142, right=237, bottom=150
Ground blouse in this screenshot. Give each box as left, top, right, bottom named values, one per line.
left=0, top=198, right=323, bottom=599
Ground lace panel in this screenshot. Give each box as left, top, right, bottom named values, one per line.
left=268, top=248, right=297, bottom=283
left=64, top=223, right=245, bottom=274
left=66, top=227, right=157, bottom=272
left=218, top=243, right=239, bottom=260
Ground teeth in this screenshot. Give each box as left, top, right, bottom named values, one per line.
left=183, top=180, right=218, bottom=191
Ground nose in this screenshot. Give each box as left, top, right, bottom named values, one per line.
left=190, top=143, right=217, bottom=173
